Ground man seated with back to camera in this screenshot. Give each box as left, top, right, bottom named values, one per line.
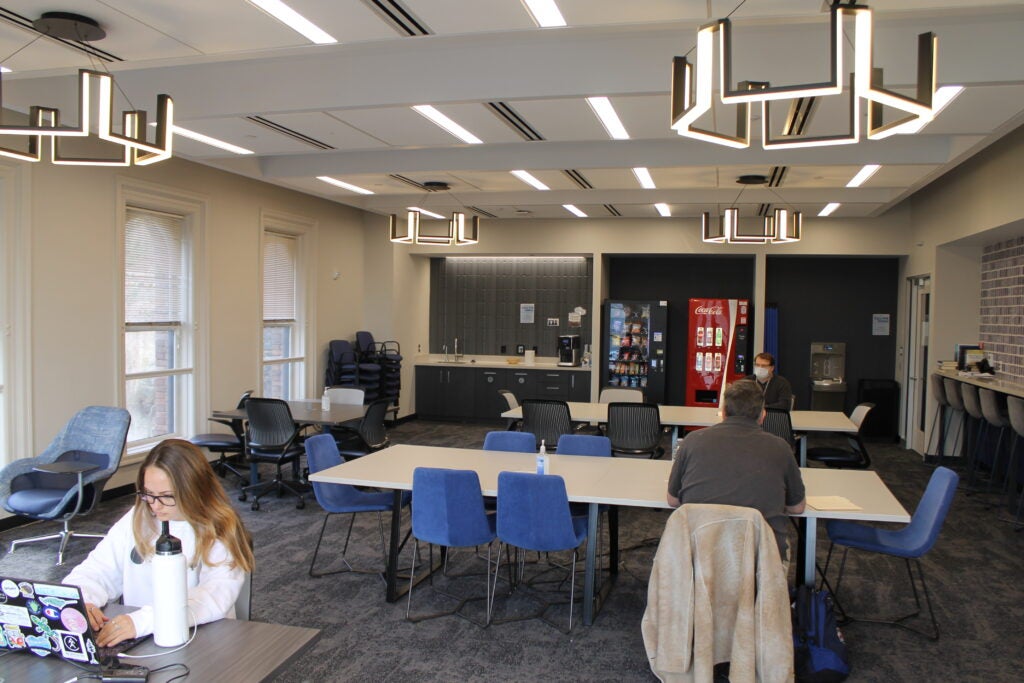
left=666, top=379, right=805, bottom=568
left=749, top=352, right=793, bottom=410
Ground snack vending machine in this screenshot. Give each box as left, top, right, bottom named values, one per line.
left=601, top=300, right=669, bottom=403
left=685, top=298, right=751, bottom=407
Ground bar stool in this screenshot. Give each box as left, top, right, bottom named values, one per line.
left=941, top=378, right=967, bottom=459
left=1003, top=396, right=1024, bottom=528
left=979, top=388, right=1011, bottom=493
left=925, top=374, right=950, bottom=460
left=959, top=384, right=986, bottom=488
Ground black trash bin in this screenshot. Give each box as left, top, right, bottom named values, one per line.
left=858, top=379, right=900, bottom=441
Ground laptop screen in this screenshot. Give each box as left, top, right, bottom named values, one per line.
left=0, top=575, right=103, bottom=667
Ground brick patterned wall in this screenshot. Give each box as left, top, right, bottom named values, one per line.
left=980, top=236, right=1024, bottom=382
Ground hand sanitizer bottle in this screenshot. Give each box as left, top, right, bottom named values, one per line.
left=321, top=388, right=331, bottom=412
left=536, top=440, right=549, bottom=475
left=152, top=521, right=188, bottom=647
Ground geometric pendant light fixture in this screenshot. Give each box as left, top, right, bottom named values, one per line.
left=672, top=2, right=939, bottom=149
left=388, top=181, right=481, bottom=246
left=702, top=175, right=803, bottom=244
left=0, top=13, right=173, bottom=166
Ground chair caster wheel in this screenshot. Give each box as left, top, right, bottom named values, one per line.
left=251, top=501, right=260, bottom=511
left=296, top=499, right=305, bottom=510
left=239, top=493, right=247, bottom=502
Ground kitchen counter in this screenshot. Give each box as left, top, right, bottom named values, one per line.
left=414, top=355, right=592, bottom=371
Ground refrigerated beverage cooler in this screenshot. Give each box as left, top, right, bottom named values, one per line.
left=601, top=300, right=669, bottom=403
left=685, top=298, right=751, bottom=407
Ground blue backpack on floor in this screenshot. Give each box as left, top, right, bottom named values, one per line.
left=792, top=586, right=850, bottom=683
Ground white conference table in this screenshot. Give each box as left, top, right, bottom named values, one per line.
left=309, top=444, right=909, bottom=624
left=501, top=402, right=857, bottom=465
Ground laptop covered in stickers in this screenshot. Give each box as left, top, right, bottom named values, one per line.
left=0, top=574, right=148, bottom=672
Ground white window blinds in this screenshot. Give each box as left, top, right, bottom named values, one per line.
left=263, top=232, right=297, bottom=322
left=125, top=208, right=185, bottom=324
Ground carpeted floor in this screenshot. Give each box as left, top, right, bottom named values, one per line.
left=2, top=420, right=1022, bottom=682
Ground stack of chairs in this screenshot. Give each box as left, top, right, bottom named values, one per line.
left=324, top=339, right=379, bottom=397
left=356, top=331, right=402, bottom=409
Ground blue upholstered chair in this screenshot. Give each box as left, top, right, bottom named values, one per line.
left=305, top=434, right=411, bottom=577
left=822, top=466, right=959, bottom=640
left=556, top=434, right=612, bottom=457
left=495, top=471, right=589, bottom=631
left=406, top=467, right=497, bottom=625
left=483, top=430, right=536, bottom=453
left=1, top=406, right=131, bottom=564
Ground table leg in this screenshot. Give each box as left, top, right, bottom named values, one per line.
left=670, top=426, right=679, bottom=455
left=797, top=517, right=817, bottom=586
left=384, top=489, right=403, bottom=602
left=800, top=435, right=807, bottom=468
left=583, top=502, right=599, bottom=626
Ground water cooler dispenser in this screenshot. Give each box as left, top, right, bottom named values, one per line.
left=810, top=342, right=847, bottom=411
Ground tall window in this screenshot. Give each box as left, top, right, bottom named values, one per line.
left=124, top=207, right=193, bottom=446
left=262, top=232, right=304, bottom=399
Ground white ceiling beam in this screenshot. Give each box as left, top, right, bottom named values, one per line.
left=258, top=136, right=952, bottom=178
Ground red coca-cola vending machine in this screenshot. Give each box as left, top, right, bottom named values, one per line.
left=685, top=298, right=751, bottom=407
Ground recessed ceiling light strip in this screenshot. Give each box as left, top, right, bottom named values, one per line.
left=523, top=0, right=567, bottom=28
left=847, top=164, right=881, bottom=188
left=164, top=125, right=254, bottom=155
left=246, top=0, right=336, bottom=44
left=486, top=102, right=544, bottom=141
left=563, top=204, right=587, bottom=218
left=655, top=203, right=671, bottom=217
left=510, top=170, right=550, bottom=191
left=363, top=0, right=431, bottom=36
left=819, top=202, right=841, bottom=217
left=586, top=96, right=629, bottom=140
left=245, top=116, right=334, bottom=150
left=412, top=105, right=482, bottom=144
left=317, top=176, right=374, bottom=194
left=633, top=167, right=656, bottom=189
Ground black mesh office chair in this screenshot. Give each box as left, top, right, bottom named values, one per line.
left=240, top=398, right=306, bottom=511
left=761, top=407, right=798, bottom=458
left=189, top=390, right=253, bottom=485
left=807, top=403, right=874, bottom=469
left=336, top=398, right=392, bottom=459
left=520, top=399, right=573, bottom=451
left=606, top=402, right=664, bottom=458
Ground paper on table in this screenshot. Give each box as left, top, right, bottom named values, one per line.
left=806, top=495, right=862, bottom=511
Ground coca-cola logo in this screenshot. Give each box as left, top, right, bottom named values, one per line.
left=694, top=305, right=723, bottom=315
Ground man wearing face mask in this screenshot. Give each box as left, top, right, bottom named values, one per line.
left=749, top=352, right=793, bottom=410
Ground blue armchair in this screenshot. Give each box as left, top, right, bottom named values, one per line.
left=1, top=406, right=131, bottom=564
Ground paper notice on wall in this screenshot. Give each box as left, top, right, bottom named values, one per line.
left=568, top=312, right=581, bottom=328
left=872, top=313, right=890, bottom=336
left=520, top=303, right=535, bottom=324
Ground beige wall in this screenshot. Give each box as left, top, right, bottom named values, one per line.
left=7, top=155, right=366, bottom=463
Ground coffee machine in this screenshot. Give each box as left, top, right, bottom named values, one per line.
left=558, top=334, right=581, bottom=366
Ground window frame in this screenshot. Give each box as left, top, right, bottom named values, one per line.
left=260, top=211, right=317, bottom=401
left=0, top=162, right=31, bottom=466
left=117, top=181, right=208, bottom=457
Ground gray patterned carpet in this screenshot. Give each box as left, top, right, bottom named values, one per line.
left=2, top=420, right=1022, bottom=682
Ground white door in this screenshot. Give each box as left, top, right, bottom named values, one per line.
left=903, top=276, right=931, bottom=455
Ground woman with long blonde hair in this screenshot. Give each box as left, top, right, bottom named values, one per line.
left=65, top=439, right=255, bottom=646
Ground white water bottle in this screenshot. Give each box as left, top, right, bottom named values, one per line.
left=321, top=389, right=331, bottom=412
left=152, top=521, right=188, bottom=647
left=536, top=440, right=549, bottom=475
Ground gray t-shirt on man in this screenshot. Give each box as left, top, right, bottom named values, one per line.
left=667, top=415, right=805, bottom=558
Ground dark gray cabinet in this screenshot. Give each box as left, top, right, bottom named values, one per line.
left=476, top=369, right=508, bottom=419
left=416, top=365, right=590, bottom=420
left=415, top=366, right=476, bottom=419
